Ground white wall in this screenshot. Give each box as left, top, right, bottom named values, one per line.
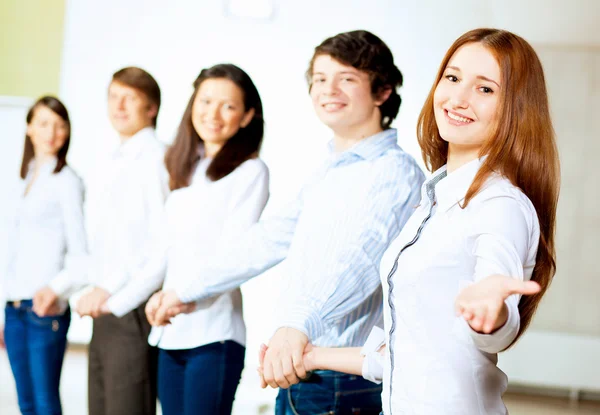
left=52, top=0, right=600, bottom=406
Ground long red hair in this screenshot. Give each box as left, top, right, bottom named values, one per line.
left=417, top=28, right=560, bottom=347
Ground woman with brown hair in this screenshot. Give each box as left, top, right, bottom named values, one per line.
left=1, top=96, right=87, bottom=415
left=263, top=28, right=560, bottom=415
left=99, top=63, right=269, bottom=414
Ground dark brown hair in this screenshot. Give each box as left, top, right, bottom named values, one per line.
left=112, top=67, right=161, bottom=127
left=417, top=28, right=560, bottom=347
left=20, top=96, right=71, bottom=179
left=307, top=30, right=403, bottom=129
left=165, top=63, right=264, bottom=190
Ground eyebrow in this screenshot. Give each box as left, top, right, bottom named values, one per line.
left=312, top=70, right=360, bottom=76
left=446, top=65, right=500, bottom=88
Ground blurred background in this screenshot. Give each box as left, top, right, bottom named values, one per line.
left=1, top=0, right=599, bottom=413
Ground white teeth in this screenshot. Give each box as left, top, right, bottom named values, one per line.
left=447, top=111, right=472, bottom=123
left=324, top=103, right=344, bottom=110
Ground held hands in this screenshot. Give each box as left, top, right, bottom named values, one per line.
left=32, top=286, right=61, bottom=317
left=76, top=287, right=111, bottom=318
left=145, top=290, right=196, bottom=326
left=455, top=274, right=540, bottom=334
left=257, top=327, right=310, bottom=389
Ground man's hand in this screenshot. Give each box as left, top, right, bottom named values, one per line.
left=260, top=327, right=309, bottom=389
left=149, top=290, right=196, bottom=327
left=145, top=291, right=164, bottom=326
left=455, top=274, right=540, bottom=334
left=32, top=286, right=60, bottom=317
left=76, top=287, right=111, bottom=318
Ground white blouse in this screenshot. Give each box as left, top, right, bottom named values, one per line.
left=1, top=159, right=87, bottom=322
left=106, top=157, right=270, bottom=349
left=380, top=157, right=540, bottom=415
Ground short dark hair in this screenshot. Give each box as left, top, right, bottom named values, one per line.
left=307, top=30, right=403, bottom=129
left=165, top=63, right=264, bottom=190
left=20, top=96, right=71, bottom=179
left=111, top=67, right=161, bottom=127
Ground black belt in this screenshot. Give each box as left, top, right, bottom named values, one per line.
left=6, top=300, right=30, bottom=308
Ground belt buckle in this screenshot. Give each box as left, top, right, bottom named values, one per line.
left=13, top=300, right=21, bottom=308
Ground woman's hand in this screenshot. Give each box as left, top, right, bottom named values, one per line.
left=455, top=274, right=540, bottom=334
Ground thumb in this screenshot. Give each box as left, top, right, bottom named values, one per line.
left=506, top=279, right=541, bottom=296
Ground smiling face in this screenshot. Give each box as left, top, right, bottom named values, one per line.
left=191, top=78, right=255, bottom=151
left=27, top=105, right=69, bottom=158
left=107, top=81, right=157, bottom=138
left=433, top=42, right=501, bottom=154
left=310, top=54, right=386, bottom=138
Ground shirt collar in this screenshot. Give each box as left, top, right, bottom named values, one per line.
left=113, top=127, right=156, bottom=160
left=424, top=156, right=485, bottom=212
left=27, top=157, right=58, bottom=179
left=327, top=129, right=398, bottom=166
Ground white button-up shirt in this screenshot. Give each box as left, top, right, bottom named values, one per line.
left=380, top=157, right=540, bottom=415
left=85, top=127, right=169, bottom=294
left=1, top=159, right=87, bottom=323
left=105, top=158, right=269, bottom=349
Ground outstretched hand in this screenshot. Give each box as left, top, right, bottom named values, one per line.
left=455, top=274, right=540, bottom=333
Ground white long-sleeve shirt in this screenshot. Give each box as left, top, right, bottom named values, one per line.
left=1, top=158, right=87, bottom=324
left=380, top=157, right=540, bottom=415
left=174, top=130, right=424, bottom=348
left=106, top=157, right=269, bottom=349
left=85, top=127, right=169, bottom=295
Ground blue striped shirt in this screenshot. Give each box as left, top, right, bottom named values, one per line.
left=177, top=129, right=424, bottom=347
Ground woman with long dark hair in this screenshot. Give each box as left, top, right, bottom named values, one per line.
left=1, top=96, right=87, bottom=414
left=99, top=63, right=269, bottom=414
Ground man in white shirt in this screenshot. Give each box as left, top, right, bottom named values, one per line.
left=77, top=67, right=168, bottom=415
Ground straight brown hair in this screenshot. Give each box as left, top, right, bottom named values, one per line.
left=417, top=28, right=560, bottom=347
left=112, top=67, right=161, bottom=127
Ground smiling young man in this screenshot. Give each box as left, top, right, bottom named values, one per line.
left=76, top=67, right=169, bottom=415
left=148, top=31, right=425, bottom=414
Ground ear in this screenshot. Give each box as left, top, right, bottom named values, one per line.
left=240, top=107, right=255, bottom=128
left=147, top=103, right=158, bottom=120
left=374, top=86, right=393, bottom=106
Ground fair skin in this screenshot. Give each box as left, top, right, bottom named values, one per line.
left=76, top=81, right=159, bottom=318
left=311, top=54, right=391, bottom=152
left=107, top=81, right=157, bottom=142
left=257, top=43, right=542, bottom=385
left=28, top=106, right=70, bottom=317
left=1, top=105, right=68, bottom=346
left=145, top=56, right=394, bottom=388
left=91, top=78, right=255, bottom=320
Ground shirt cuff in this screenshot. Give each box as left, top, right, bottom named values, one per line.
left=48, top=271, right=72, bottom=298
left=360, top=326, right=386, bottom=384
left=275, top=304, right=326, bottom=341
left=468, top=298, right=520, bottom=353
left=105, top=294, right=132, bottom=318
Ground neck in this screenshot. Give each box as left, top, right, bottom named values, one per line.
left=204, top=142, right=224, bottom=159
left=332, top=121, right=384, bottom=153
left=34, top=153, right=56, bottom=168
left=446, top=144, right=481, bottom=173
left=119, top=126, right=151, bottom=144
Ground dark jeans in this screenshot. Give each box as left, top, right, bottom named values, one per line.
left=4, top=300, right=71, bottom=415
left=88, top=304, right=157, bottom=415
left=276, top=370, right=382, bottom=415
left=158, top=340, right=245, bottom=415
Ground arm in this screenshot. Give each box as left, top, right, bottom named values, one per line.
left=455, top=196, right=540, bottom=353
left=96, top=157, right=169, bottom=295
left=174, top=171, right=299, bottom=303
left=275, top=162, right=424, bottom=340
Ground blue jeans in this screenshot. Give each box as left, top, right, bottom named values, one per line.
left=276, top=370, right=382, bottom=415
left=4, top=300, right=71, bottom=415
left=158, top=340, right=245, bottom=415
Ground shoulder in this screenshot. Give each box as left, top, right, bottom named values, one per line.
left=471, top=174, right=539, bottom=234
left=370, top=147, right=426, bottom=190
left=236, top=158, right=269, bottom=177
left=55, top=165, right=84, bottom=191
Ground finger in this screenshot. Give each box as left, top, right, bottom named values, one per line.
left=258, top=343, right=267, bottom=366
left=281, top=355, right=300, bottom=387
left=483, top=304, right=502, bottom=334
left=470, top=305, right=488, bottom=332
left=506, top=280, right=541, bottom=296
left=461, top=309, right=474, bottom=321
left=154, top=305, right=168, bottom=327
left=257, top=367, right=267, bottom=389
left=262, top=354, right=276, bottom=389
left=270, top=358, right=290, bottom=389
left=292, top=345, right=307, bottom=380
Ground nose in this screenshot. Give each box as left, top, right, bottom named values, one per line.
left=323, top=78, right=340, bottom=96
left=449, top=85, right=470, bottom=109
left=205, top=103, right=221, bottom=121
